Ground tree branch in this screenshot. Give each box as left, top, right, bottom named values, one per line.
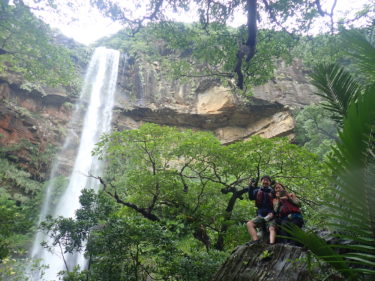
left=92, top=175, right=160, bottom=222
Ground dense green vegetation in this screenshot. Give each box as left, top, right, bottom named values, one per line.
left=0, top=0, right=88, bottom=92
left=0, top=139, right=49, bottom=280
left=287, top=31, right=375, bottom=280
left=0, top=3, right=90, bottom=275
left=39, top=125, right=328, bottom=280
left=72, top=0, right=374, bottom=89
left=294, top=104, right=338, bottom=158
left=97, top=23, right=296, bottom=94
left=0, top=1, right=374, bottom=280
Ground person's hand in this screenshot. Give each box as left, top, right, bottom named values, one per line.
left=289, top=193, right=296, bottom=199
left=249, top=178, right=256, bottom=186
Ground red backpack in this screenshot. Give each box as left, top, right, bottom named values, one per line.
left=278, top=198, right=301, bottom=217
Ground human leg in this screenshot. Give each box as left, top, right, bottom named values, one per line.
left=269, top=226, right=276, bottom=244
left=291, top=214, right=304, bottom=228
left=246, top=220, right=259, bottom=241
left=266, top=219, right=277, bottom=244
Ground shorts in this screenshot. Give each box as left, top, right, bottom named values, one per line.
left=252, top=216, right=276, bottom=229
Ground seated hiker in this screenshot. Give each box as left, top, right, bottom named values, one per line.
left=273, top=182, right=304, bottom=244
left=246, top=175, right=276, bottom=244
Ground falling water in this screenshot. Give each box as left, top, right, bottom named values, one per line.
left=30, top=47, right=120, bottom=281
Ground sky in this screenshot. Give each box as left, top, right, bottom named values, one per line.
left=23, top=0, right=373, bottom=45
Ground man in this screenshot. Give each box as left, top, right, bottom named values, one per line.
left=246, top=175, right=276, bottom=244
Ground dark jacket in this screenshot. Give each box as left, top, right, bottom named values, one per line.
left=249, top=185, right=274, bottom=217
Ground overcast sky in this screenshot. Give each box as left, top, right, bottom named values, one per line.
left=23, top=0, right=373, bottom=45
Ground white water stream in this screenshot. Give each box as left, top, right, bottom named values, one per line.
left=30, top=47, right=120, bottom=281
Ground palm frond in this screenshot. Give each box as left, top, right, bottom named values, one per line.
left=310, top=63, right=363, bottom=125
left=342, top=30, right=375, bottom=81
left=289, top=31, right=375, bottom=279
left=283, top=224, right=356, bottom=279
left=302, top=83, right=375, bottom=277
left=328, top=84, right=375, bottom=238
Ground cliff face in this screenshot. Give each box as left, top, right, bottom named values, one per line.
left=114, top=57, right=319, bottom=144
left=0, top=51, right=319, bottom=178
left=0, top=72, right=74, bottom=178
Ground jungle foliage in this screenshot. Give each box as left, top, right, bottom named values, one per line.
left=39, top=125, right=328, bottom=280
left=287, top=31, right=375, bottom=280
left=0, top=136, right=58, bottom=280
left=0, top=0, right=82, bottom=88
left=97, top=22, right=296, bottom=93
left=294, top=104, right=338, bottom=158
left=86, top=0, right=374, bottom=90
left=27, top=0, right=374, bottom=90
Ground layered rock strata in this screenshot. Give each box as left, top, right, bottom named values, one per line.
left=114, top=57, right=319, bottom=144
left=0, top=54, right=319, bottom=178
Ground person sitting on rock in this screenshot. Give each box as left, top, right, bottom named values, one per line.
left=246, top=175, right=276, bottom=244
left=273, top=182, right=304, bottom=244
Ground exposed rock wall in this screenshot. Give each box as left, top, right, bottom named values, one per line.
left=0, top=51, right=319, bottom=178
left=114, top=57, right=318, bottom=144
left=0, top=74, right=75, bottom=179
left=0, top=75, right=73, bottom=141
left=0, top=33, right=89, bottom=164
left=253, top=61, right=320, bottom=109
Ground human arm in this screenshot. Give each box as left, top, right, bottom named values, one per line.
left=248, top=179, right=258, bottom=200
left=287, top=192, right=301, bottom=207
left=273, top=198, right=280, bottom=213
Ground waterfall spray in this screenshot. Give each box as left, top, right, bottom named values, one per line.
left=30, top=47, right=120, bottom=280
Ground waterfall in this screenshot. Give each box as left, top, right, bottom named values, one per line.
left=30, top=47, right=120, bottom=281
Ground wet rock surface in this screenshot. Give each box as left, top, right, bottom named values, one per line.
left=0, top=76, right=76, bottom=179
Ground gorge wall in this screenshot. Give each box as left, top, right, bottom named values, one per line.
left=0, top=49, right=319, bottom=180
left=114, top=56, right=319, bottom=144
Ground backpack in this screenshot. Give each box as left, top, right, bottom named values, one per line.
left=255, top=188, right=273, bottom=209
left=278, top=198, right=301, bottom=217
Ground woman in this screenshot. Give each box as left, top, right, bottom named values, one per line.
left=273, top=182, right=304, bottom=244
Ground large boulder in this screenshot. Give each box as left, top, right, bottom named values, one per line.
left=212, top=242, right=343, bottom=281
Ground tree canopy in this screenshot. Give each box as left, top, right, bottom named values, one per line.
left=0, top=0, right=79, bottom=87
left=294, top=104, right=338, bottom=158
left=36, top=124, right=329, bottom=280
left=26, top=0, right=374, bottom=90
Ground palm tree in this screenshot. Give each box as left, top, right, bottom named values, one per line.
left=286, top=30, right=375, bottom=280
